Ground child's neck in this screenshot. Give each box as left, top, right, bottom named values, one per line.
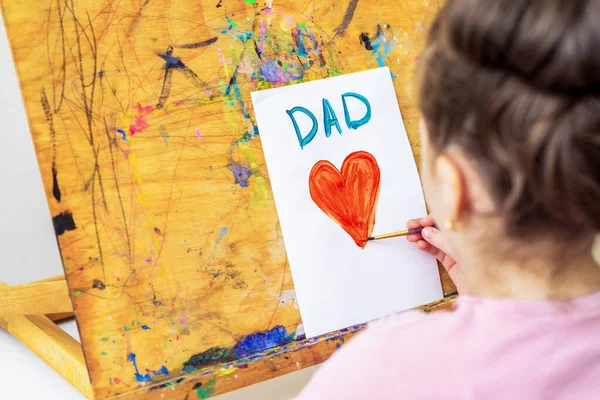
left=465, top=239, right=600, bottom=300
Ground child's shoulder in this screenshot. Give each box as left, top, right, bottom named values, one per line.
left=295, top=310, right=460, bottom=399
left=365, top=307, right=459, bottom=342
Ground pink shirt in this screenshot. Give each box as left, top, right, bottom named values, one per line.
left=296, top=292, right=600, bottom=399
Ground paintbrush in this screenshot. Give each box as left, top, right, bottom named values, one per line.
left=366, top=226, right=429, bottom=241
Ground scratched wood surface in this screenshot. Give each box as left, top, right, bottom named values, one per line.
left=1, top=0, right=450, bottom=398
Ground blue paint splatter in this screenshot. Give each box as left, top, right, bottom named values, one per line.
left=228, top=163, right=252, bottom=187
left=226, top=75, right=252, bottom=119
left=336, top=343, right=341, bottom=349
left=259, top=60, right=303, bottom=85
left=127, top=353, right=152, bottom=382
left=117, top=129, right=127, bottom=141
left=376, top=52, right=385, bottom=68
left=383, top=42, right=393, bottom=57
left=366, top=24, right=397, bottom=77
left=293, top=28, right=308, bottom=57
left=235, top=31, right=253, bottom=44
left=141, top=325, right=151, bottom=330
left=234, top=325, right=290, bottom=358
left=153, top=365, right=169, bottom=377
left=216, top=227, right=228, bottom=244
left=157, top=52, right=181, bottom=68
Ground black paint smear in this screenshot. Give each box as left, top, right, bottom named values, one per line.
left=156, top=46, right=209, bottom=108
left=183, top=347, right=237, bottom=374
left=149, top=378, right=185, bottom=392
left=52, top=173, right=61, bottom=202
left=156, top=63, right=174, bottom=109
left=41, top=88, right=61, bottom=202
left=216, top=0, right=223, bottom=7
left=253, top=39, right=262, bottom=60
left=53, top=212, right=76, bottom=236
left=92, top=279, right=106, bottom=290
left=330, top=0, right=360, bottom=42
left=175, top=36, right=218, bottom=49
left=359, top=32, right=373, bottom=50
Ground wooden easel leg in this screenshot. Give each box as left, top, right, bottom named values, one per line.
left=0, top=280, right=92, bottom=399
left=0, top=275, right=74, bottom=317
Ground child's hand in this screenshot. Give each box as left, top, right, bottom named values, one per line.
left=406, top=215, right=466, bottom=294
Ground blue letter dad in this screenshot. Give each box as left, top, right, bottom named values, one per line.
left=286, top=92, right=372, bottom=149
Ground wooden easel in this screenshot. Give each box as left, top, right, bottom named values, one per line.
left=0, top=276, right=93, bottom=398
left=0, top=275, right=455, bottom=400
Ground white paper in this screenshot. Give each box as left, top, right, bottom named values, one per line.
left=251, top=67, right=443, bottom=338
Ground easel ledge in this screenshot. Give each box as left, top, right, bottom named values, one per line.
left=0, top=277, right=456, bottom=399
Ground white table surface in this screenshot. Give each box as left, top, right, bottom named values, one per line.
left=0, top=13, right=315, bottom=399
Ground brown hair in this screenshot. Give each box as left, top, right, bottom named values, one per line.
left=419, top=0, right=600, bottom=241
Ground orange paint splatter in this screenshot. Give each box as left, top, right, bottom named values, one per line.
left=309, top=151, right=380, bottom=248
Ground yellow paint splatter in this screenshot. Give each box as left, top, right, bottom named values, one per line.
left=216, top=367, right=238, bottom=377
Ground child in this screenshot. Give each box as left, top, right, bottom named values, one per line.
left=295, top=0, right=600, bottom=398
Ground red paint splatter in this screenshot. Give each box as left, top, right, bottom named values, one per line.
left=309, top=151, right=380, bottom=248
left=113, top=377, right=120, bottom=383
left=128, top=103, right=155, bottom=136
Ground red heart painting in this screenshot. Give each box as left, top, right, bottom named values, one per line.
left=309, top=151, right=381, bottom=248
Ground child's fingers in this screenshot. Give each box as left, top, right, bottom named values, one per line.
left=417, top=240, right=445, bottom=258
left=421, top=226, right=454, bottom=260
left=406, top=214, right=437, bottom=242
left=419, top=214, right=436, bottom=227
left=406, top=218, right=423, bottom=230
left=406, top=214, right=436, bottom=229
left=416, top=240, right=431, bottom=251
left=406, top=233, right=421, bottom=242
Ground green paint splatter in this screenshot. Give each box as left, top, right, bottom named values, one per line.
left=300, top=23, right=306, bottom=28
left=327, top=68, right=342, bottom=76
left=101, top=352, right=107, bottom=355
left=101, top=337, right=109, bottom=342
left=256, top=80, right=272, bottom=91
left=196, top=379, right=216, bottom=399
left=124, top=326, right=130, bottom=331
left=244, top=0, right=256, bottom=3
left=234, top=131, right=255, bottom=145
left=226, top=16, right=238, bottom=28
left=250, top=176, right=269, bottom=210
left=72, top=290, right=84, bottom=296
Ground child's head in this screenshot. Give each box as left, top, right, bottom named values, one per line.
left=418, top=0, right=600, bottom=271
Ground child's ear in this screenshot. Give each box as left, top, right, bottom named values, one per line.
left=434, top=153, right=468, bottom=227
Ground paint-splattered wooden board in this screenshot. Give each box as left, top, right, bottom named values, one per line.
left=1, top=0, right=452, bottom=398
